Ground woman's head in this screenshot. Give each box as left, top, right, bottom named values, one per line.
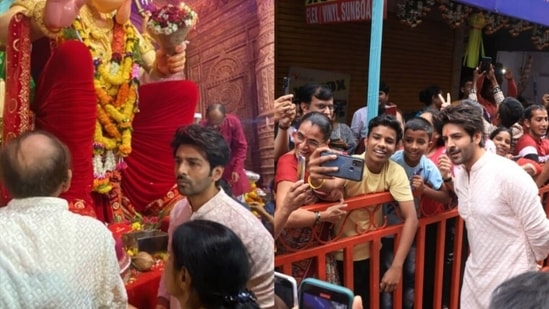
left=419, top=85, right=443, bottom=109
left=489, top=127, right=512, bottom=157
left=165, top=220, right=259, bottom=309
left=293, top=112, right=332, bottom=159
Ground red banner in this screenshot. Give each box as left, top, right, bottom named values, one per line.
left=305, top=0, right=386, bottom=25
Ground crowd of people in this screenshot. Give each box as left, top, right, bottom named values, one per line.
left=274, top=62, right=549, bottom=309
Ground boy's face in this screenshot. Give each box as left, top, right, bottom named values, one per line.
left=379, top=91, right=389, bottom=105
left=402, top=129, right=430, bottom=164
left=365, top=125, right=397, bottom=172
left=525, top=109, right=548, bottom=139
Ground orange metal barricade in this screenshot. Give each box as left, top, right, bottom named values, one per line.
left=275, top=192, right=462, bottom=309
left=276, top=185, right=549, bottom=308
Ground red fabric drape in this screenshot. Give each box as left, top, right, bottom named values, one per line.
left=2, top=13, right=34, bottom=205
left=33, top=40, right=98, bottom=217
left=121, top=80, right=198, bottom=213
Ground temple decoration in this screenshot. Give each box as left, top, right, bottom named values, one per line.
left=65, top=19, right=140, bottom=194
left=508, top=18, right=533, bottom=37
left=463, top=12, right=487, bottom=69
left=531, top=25, right=549, bottom=50
left=396, top=0, right=436, bottom=28
left=483, top=12, right=509, bottom=35
left=438, top=0, right=472, bottom=28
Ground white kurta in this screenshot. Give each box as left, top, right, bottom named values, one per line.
left=0, top=197, right=127, bottom=309
left=454, top=152, right=549, bottom=309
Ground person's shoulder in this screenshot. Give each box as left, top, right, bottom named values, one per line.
left=212, top=197, right=272, bottom=236
left=278, top=152, right=296, bottom=164
left=68, top=213, right=113, bottom=239
left=486, top=152, right=520, bottom=172
left=517, top=133, right=536, bottom=145
left=171, top=198, right=192, bottom=218
left=390, top=150, right=404, bottom=161
left=386, top=159, right=407, bottom=177
left=420, top=154, right=438, bottom=169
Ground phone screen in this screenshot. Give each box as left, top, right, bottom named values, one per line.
left=385, top=105, right=397, bottom=116
left=480, top=57, right=492, bottom=72
left=275, top=275, right=297, bottom=308
left=301, top=291, right=349, bottom=309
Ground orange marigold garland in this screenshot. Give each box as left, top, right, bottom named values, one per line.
left=69, top=18, right=140, bottom=194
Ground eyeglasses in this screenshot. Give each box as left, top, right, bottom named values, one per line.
left=312, top=103, right=335, bottom=111
left=293, top=131, right=322, bottom=148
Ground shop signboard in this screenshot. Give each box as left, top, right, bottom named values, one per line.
left=305, top=0, right=386, bottom=25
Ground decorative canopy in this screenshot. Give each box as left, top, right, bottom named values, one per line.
left=454, top=0, right=549, bottom=27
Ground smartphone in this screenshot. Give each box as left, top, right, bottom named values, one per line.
left=297, top=154, right=306, bottom=181
left=320, top=151, right=364, bottom=182
left=299, top=278, right=354, bottom=309
left=385, top=105, right=397, bottom=116
left=275, top=272, right=298, bottom=309
left=480, top=56, right=492, bottom=73
left=283, top=76, right=291, bottom=95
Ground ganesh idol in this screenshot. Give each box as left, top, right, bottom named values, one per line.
left=0, top=0, right=199, bottom=222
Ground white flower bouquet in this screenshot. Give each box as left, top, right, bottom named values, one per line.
left=146, top=2, right=198, bottom=55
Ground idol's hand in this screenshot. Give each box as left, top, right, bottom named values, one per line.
left=155, top=42, right=187, bottom=76
left=44, top=0, right=87, bottom=30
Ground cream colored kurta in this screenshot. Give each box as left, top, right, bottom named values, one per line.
left=454, top=151, right=549, bottom=309
left=158, top=189, right=274, bottom=308
left=0, top=197, right=127, bottom=308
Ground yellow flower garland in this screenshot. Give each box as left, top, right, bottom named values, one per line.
left=70, top=18, right=140, bottom=194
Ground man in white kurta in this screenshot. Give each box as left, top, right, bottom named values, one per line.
left=0, top=131, right=127, bottom=308
left=437, top=104, right=549, bottom=309
left=0, top=198, right=127, bottom=308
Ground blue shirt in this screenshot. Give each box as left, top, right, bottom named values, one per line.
left=385, top=150, right=443, bottom=225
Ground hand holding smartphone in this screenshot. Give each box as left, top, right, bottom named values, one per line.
left=320, top=151, right=364, bottom=182
left=299, top=278, right=354, bottom=309
left=479, top=56, right=492, bottom=73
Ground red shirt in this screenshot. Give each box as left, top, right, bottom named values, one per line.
left=515, top=133, right=549, bottom=163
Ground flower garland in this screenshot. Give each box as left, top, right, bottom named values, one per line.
left=71, top=17, right=140, bottom=194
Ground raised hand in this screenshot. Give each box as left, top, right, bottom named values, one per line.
left=274, top=94, right=296, bottom=127
left=282, top=180, right=311, bottom=213
left=438, top=92, right=451, bottom=110
left=438, top=153, right=452, bottom=180
left=307, top=147, right=340, bottom=184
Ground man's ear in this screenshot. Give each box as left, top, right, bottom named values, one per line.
left=62, top=169, right=72, bottom=193
left=473, top=131, right=483, bottom=146
left=300, top=102, right=308, bottom=114
left=211, top=166, right=224, bottom=182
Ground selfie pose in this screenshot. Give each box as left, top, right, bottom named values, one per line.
left=308, top=114, right=418, bottom=308
left=275, top=112, right=347, bottom=284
